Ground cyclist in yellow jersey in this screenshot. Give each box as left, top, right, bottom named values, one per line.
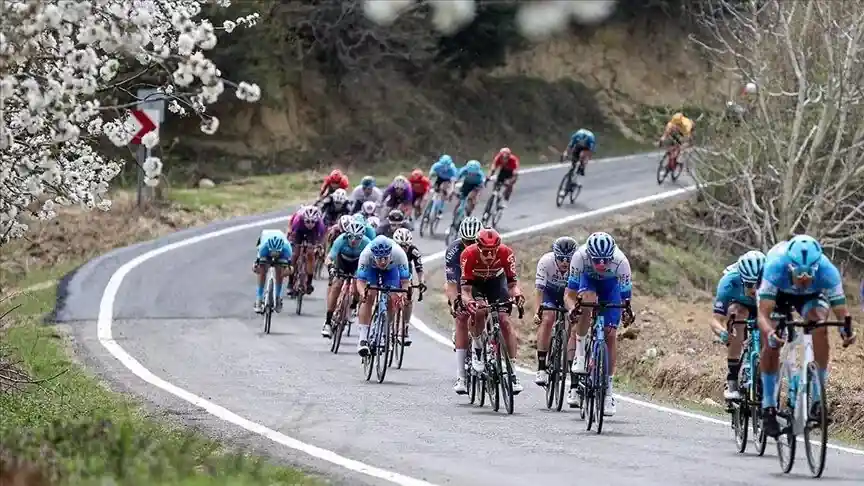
left=658, top=112, right=694, bottom=170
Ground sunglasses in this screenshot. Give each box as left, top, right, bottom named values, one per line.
left=788, top=263, right=818, bottom=279
left=346, top=234, right=362, bottom=243
left=554, top=255, right=570, bottom=263
left=373, top=256, right=391, bottom=265
left=591, top=257, right=612, bottom=265
left=742, top=281, right=758, bottom=289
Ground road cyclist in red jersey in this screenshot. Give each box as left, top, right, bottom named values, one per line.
left=487, top=147, right=520, bottom=208
left=318, top=169, right=350, bottom=202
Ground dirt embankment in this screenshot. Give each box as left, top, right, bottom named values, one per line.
left=424, top=205, right=864, bottom=440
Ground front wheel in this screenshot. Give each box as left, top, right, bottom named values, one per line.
left=804, top=361, right=828, bottom=478
left=376, top=313, right=391, bottom=383
left=656, top=153, right=670, bottom=184
left=555, top=170, right=572, bottom=207
left=776, top=362, right=797, bottom=474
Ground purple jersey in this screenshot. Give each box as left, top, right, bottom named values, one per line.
left=444, top=239, right=468, bottom=284
left=384, top=184, right=414, bottom=204
left=290, top=215, right=326, bottom=244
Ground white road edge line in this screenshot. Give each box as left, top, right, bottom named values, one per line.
left=95, top=154, right=860, bottom=486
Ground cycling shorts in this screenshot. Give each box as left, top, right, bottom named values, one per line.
left=434, top=177, right=452, bottom=192
left=334, top=254, right=359, bottom=276
left=387, top=194, right=410, bottom=207
left=576, top=274, right=623, bottom=328
left=468, top=274, right=510, bottom=307
left=570, top=147, right=590, bottom=164
left=725, top=300, right=757, bottom=320
left=772, top=292, right=829, bottom=320
left=256, top=253, right=290, bottom=267
left=293, top=228, right=321, bottom=246
left=460, top=181, right=482, bottom=199
left=540, top=286, right=565, bottom=308
left=357, top=264, right=402, bottom=288
left=497, top=168, right=515, bottom=183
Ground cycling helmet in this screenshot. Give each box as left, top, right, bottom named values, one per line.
left=410, top=169, right=424, bottom=181
left=331, top=188, right=348, bottom=204
left=266, top=234, right=284, bottom=253
left=346, top=221, right=366, bottom=238
left=438, top=154, right=453, bottom=166
left=361, top=200, right=377, bottom=216
left=367, top=216, right=381, bottom=228
left=552, top=236, right=578, bottom=260
left=393, top=227, right=413, bottom=246
left=466, top=160, right=481, bottom=170
left=338, top=215, right=352, bottom=232
left=586, top=232, right=616, bottom=259
left=671, top=112, right=684, bottom=122
left=785, top=235, right=822, bottom=269
left=499, top=147, right=511, bottom=156
left=302, top=205, right=322, bottom=222
left=458, top=216, right=482, bottom=242
left=370, top=236, right=393, bottom=258
left=352, top=213, right=366, bottom=223
left=361, top=176, right=375, bottom=188
left=393, top=175, right=408, bottom=188
left=477, top=228, right=502, bottom=249
left=388, top=209, right=405, bottom=225
left=736, top=250, right=766, bottom=283
left=329, top=169, right=343, bottom=179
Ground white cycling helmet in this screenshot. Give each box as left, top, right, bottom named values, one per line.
left=458, top=216, right=482, bottom=242
left=367, top=216, right=381, bottom=228
left=736, top=250, right=766, bottom=283
left=393, top=227, right=413, bottom=246
left=586, top=232, right=616, bottom=259
left=338, top=215, right=352, bottom=232
left=331, top=188, right=348, bottom=204
left=346, top=220, right=366, bottom=238
left=393, top=175, right=408, bottom=188
left=302, top=205, right=322, bottom=222
left=362, top=200, right=377, bottom=216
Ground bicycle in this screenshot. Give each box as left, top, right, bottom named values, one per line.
left=362, top=282, right=409, bottom=383
left=291, top=242, right=314, bottom=315
left=481, top=177, right=506, bottom=229
left=387, top=282, right=426, bottom=370
left=328, top=268, right=356, bottom=354
left=656, top=140, right=686, bottom=184
left=470, top=297, right=525, bottom=415
left=261, top=265, right=278, bottom=334
left=317, top=225, right=339, bottom=279
left=555, top=154, right=582, bottom=207
left=444, top=190, right=469, bottom=246
left=420, top=185, right=448, bottom=237
left=539, top=304, right=569, bottom=412
left=773, top=315, right=852, bottom=477
left=721, top=315, right=767, bottom=456
left=571, top=300, right=629, bottom=434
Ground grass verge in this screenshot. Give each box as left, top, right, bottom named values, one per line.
left=423, top=204, right=864, bottom=443
left=0, top=278, right=323, bottom=485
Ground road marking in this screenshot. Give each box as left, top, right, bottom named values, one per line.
left=408, top=183, right=864, bottom=457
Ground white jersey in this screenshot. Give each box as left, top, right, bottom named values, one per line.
left=569, top=243, right=632, bottom=287
left=535, top=252, right=569, bottom=290
left=358, top=240, right=410, bottom=271
left=350, top=185, right=383, bottom=204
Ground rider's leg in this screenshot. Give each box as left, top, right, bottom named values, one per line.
left=288, top=250, right=300, bottom=294
left=572, top=287, right=597, bottom=374
left=466, top=186, right=480, bottom=215
left=759, top=299, right=784, bottom=437
left=504, top=172, right=517, bottom=202
left=454, top=309, right=470, bottom=394
left=804, top=299, right=831, bottom=411
left=304, top=248, right=316, bottom=293
left=356, top=284, right=376, bottom=356
left=273, top=263, right=287, bottom=311
left=323, top=257, right=344, bottom=336
left=254, top=261, right=267, bottom=311
left=722, top=303, right=748, bottom=399
left=402, top=291, right=413, bottom=338
left=534, top=293, right=557, bottom=385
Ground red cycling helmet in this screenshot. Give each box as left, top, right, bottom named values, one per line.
left=477, top=228, right=501, bottom=249
left=410, top=169, right=424, bottom=180
left=329, top=169, right=343, bottom=179
left=499, top=147, right=512, bottom=156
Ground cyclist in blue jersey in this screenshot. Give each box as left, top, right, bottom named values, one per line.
left=709, top=250, right=765, bottom=401
left=355, top=236, right=411, bottom=357
left=253, top=229, right=293, bottom=313
left=757, top=235, right=857, bottom=438
left=562, top=128, right=596, bottom=177
left=352, top=213, right=377, bottom=240
left=454, top=160, right=486, bottom=218
left=322, top=220, right=371, bottom=338
left=429, top=154, right=459, bottom=202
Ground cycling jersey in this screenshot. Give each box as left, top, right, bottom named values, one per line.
left=256, top=229, right=292, bottom=264
left=356, top=238, right=411, bottom=287
left=401, top=243, right=424, bottom=277
left=349, top=185, right=383, bottom=213
left=429, top=160, right=458, bottom=181
left=568, top=129, right=596, bottom=153
left=328, top=233, right=370, bottom=261
left=410, top=176, right=431, bottom=198
left=713, top=267, right=757, bottom=316
left=444, top=239, right=469, bottom=284
left=758, top=241, right=845, bottom=306
left=535, top=251, right=568, bottom=306
left=288, top=213, right=326, bottom=245
left=666, top=117, right=694, bottom=137
left=492, top=153, right=520, bottom=172
left=321, top=174, right=349, bottom=195
left=567, top=244, right=632, bottom=328
left=457, top=165, right=486, bottom=186
left=376, top=220, right=414, bottom=239
left=320, top=198, right=351, bottom=226
left=383, top=184, right=414, bottom=204
left=460, top=244, right=517, bottom=285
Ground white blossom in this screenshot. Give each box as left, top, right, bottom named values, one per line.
left=141, top=131, right=159, bottom=148
left=0, top=0, right=263, bottom=244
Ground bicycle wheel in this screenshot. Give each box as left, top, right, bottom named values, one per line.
left=488, top=339, right=501, bottom=412
left=671, top=151, right=685, bottom=181
left=554, top=321, right=568, bottom=412
left=376, top=310, right=391, bottom=383
left=482, top=193, right=495, bottom=225
left=776, top=361, right=797, bottom=474
left=294, top=255, right=305, bottom=315
left=395, top=314, right=407, bottom=370
left=733, top=360, right=750, bottom=453
left=263, top=270, right=274, bottom=334
left=555, top=170, right=572, bottom=207
left=804, top=361, right=828, bottom=478
left=751, top=364, right=768, bottom=456
left=544, top=332, right=559, bottom=410
left=593, top=341, right=608, bottom=434
left=330, top=283, right=349, bottom=354
left=496, top=328, right=515, bottom=415
left=468, top=363, right=478, bottom=405
left=363, top=306, right=378, bottom=381
left=656, top=153, right=669, bottom=184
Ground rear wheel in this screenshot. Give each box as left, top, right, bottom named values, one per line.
left=656, top=153, right=670, bottom=184
left=555, top=170, right=572, bottom=207
left=263, top=272, right=274, bottom=334
left=733, top=362, right=750, bottom=453
left=554, top=320, right=568, bottom=411
left=544, top=330, right=560, bottom=410
left=751, top=365, right=768, bottom=455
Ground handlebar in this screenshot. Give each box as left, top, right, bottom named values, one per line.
left=409, top=282, right=427, bottom=302
left=473, top=298, right=525, bottom=319
left=776, top=316, right=853, bottom=347
left=539, top=304, right=567, bottom=314
left=725, top=316, right=755, bottom=335
left=366, top=285, right=409, bottom=294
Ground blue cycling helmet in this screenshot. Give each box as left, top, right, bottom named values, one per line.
left=586, top=232, right=616, bottom=259
left=785, top=235, right=822, bottom=269
left=266, top=234, right=284, bottom=253
left=466, top=160, right=481, bottom=170
left=438, top=154, right=453, bottom=165
left=552, top=236, right=578, bottom=260
left=370, top=236, right=393, bottom=258
left=361, top=176, right=375, bottom=188
left=736, top=250, right=765, bottom=283
left=352, top=213, right=366, bottom=223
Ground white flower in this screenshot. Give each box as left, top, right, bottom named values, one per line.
left=236, top=82, right=261, bottom=102
left=222, top=20, right=236, bottom=33
left=200, top=116, right=219, bottom=135
left=142, top=156, right=163, bottom=178
left=141, top=131, right=159, bottom=148
left=144, top=176, right=160, bottom=187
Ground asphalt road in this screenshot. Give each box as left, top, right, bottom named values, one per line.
left=56, top=153, right=864, bottom=485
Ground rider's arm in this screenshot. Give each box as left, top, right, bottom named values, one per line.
left=616, top=255, right=632, bottom=301
left=819, top=260, right=849, bottom=320
left=756, top=272, right=780, bottom=336
left=534, top=256, right=549, bottom=313
left=459, top=249, right=476, bottom=304
left=502, top=247, right=521, bottom=296
left=564, top=252, right=585, bottom=311
left=444, top=244, right=461, bottom=302
left=393, top=246, right=411, bottom=290
left=326, top=234, right=343, bottom=265
left=355, top=251, right=372, bottom=296
left=710, top=274, right=735, bottom=336
left=410, top=246, right=425, bottom=283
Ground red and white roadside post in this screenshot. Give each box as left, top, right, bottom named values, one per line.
left=129, top=88, right=164, bottom=207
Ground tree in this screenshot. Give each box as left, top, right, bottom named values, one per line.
left=688, top=0, right=864, bottom=261
left=0, top=0, right=262, bottom=245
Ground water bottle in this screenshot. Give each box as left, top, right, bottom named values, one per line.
left=740, top=359, right=751, bottom=388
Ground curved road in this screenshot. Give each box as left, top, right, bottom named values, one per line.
left=57, top=153, right=863, bottom=485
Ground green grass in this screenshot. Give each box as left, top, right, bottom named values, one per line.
left=0, top=280, right=321, bottom=486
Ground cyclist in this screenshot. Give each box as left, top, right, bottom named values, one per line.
left=253, top=229, right=293, bottom=313
left=460, top=228, right=525, bottom=394
left=351, top=213, right=377, bottom=241
left=658, top=112, right=694, bottom=169
left=445, top=216, right=483, bottom=395
left=360, top=200, right=377, bottom=219
left=355, top=235, right=411, bottom=357
left=382, top=175, right=414, bottom=216
left=393, top=228, right=425, bottom=346
left=318, top=188, right=351, bottom=227
left=322, top=220, right=371, bottom=338
left=349, top=176, right=383, bottom=214
left=709, top=250, right=765, bottom=401
left=376, top=208, right=414, bottom=238
left=454, top=160, right=486, bottom=218
left=319, top=169, right=349, bottom=201
left=286, top=205, right=326, bottom=296
left=562, top=129, right=596, bottom=177
left=323, top=215, right=354, bottom=267
left=488, top=147, right=520, bottom=208
left=564, top=232, right=635, bottom=416
left=367, top=216, right=381, bottom=232
left=533, top=236, right=579, bottom=386
left=756, top=235, right=857, bottom=438
left=429, top=154, right=459, bottom=204
left=408, top=169, right=431, bottom=218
